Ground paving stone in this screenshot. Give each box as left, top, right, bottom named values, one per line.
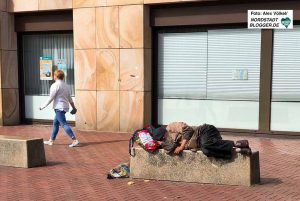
left=0, top=126, right=299, bottom=200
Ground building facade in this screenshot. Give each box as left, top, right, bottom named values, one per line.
left=0, top=0, right=299, bottom=135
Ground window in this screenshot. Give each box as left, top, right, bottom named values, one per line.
left=158, top=32, right=208, bottom=99
left=157, top=28, right=261, bottom=129
left=271, top=26, right=300, bottom=132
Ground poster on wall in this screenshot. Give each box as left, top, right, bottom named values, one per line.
left=40, top=56, right=53, bottom=80
left=57, top=59, right=67, bottom=77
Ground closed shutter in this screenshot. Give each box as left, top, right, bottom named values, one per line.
left=272, top=26, right=300, bottom=101
left=207, top=29, right=261, bottom=100
left=158, top=32, right=208, bottom=99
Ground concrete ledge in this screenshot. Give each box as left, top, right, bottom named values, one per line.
left=0, top=135, right=46, bottom=168
left=130, top=147, right=260, bottom=186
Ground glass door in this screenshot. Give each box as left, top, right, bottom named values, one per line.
left=21, top=33, right=75, bottom=121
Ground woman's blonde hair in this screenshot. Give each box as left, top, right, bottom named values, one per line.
left=54, top=70, right=65, bottom=80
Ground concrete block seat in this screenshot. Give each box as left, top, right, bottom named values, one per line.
left=0, top=135, right=46, bottom=168
left=130, top=147, right=260, bottom=186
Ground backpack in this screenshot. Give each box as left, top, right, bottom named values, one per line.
left=129, top=125, right=159, bottom=156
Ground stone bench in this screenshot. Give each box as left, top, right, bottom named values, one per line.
left=130, top=147, right=260, bottom=186
left=0, top=135, right=46, bottom=168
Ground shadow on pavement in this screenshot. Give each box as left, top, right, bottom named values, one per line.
left=260, top=177, right=283, bottom=186
left=46, top=161, right=66, bottom=167
left=78, top=140, right=128, bottom=147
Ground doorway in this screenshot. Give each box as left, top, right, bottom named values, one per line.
left=19, top=32, right=75, bottom=123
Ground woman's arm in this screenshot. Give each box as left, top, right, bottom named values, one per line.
left=67, top=88, right=76, bottom=109
left=40, top=84, right=58, bottom=110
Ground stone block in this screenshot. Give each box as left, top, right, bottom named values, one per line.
left=0, top=135, right=46, bottom=168
left=130, top=147, right=260, bottom=186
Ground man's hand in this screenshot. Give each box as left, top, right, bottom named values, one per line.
left=174, top=146, right=184, bottom=154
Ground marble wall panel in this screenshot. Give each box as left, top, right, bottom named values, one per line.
left=1, top=51, right=18, bottom=89
left=75, top=90, right=97, bottom=130
left=73, top=0, right=95, bottom=8
left=39, top=0, right=72, bottom=10
left=97, top=91, right=119, bottom=131
left=0, top=13, right=18, bottom=51
left=119, top=5, right=143, bottom=48
left=2, top=88, right=20, bottom=126
left=96, top=49, right=119, bottom=91
left=8, top=0, right=38, bottom=12
left=73, top=8, right=96, bottom=49
left=74, top=49, right=97, bottom=90
left=0, top=0, right=6, bottom=11
left=107, top=0, right=143, bottom=6
left=96, top=6, right=119, bottom=48
left=120, top=91, right=144, bottom=132
left=96, top=0, right=106, bottom=6
left=120, top=49, right=144, bottom=91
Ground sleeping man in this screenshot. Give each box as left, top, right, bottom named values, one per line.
left=155, top=122, right=252, bottom=159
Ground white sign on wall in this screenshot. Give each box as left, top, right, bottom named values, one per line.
left=248, top=10, right=293, bottom=29
left=232, top=69, right=248, bottom=80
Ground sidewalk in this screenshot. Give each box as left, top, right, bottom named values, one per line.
left=0, top=125, right=299, bottom=201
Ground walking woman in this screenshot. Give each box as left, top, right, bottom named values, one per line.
left=40, top=70, right=79, bottom=147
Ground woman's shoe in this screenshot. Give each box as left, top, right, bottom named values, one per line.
left=44, top=140, right=54, bottom=146
left=69, top=140, right=80, bottom=147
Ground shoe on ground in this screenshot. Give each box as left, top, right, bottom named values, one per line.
left=69, top=140, right=80, bottom=148
left=44, top=140, right=54, bottom=146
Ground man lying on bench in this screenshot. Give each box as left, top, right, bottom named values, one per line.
left=154, top=122, right=252, bottom=159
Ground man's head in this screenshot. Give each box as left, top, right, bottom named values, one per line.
left=150, top=126, right=167, bottom=141
left=54, top=70, right=65, bottom=81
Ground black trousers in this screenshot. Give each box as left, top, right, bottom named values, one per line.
left=198, top=124, right=234, bottom=159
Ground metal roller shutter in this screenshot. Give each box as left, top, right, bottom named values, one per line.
left=272, top=26, right=300, bottom=101
left=207, top=29, right=261, bottom=100
left=158, top=32, right=208, bottom=99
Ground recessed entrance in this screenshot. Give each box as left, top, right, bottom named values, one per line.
left=19, top=32, right=75, bottom=123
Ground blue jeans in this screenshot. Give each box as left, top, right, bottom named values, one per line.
left=51, top=109, right=75, bottom=141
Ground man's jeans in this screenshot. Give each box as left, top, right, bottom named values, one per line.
left=51, top=109, right=75, bottom=140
